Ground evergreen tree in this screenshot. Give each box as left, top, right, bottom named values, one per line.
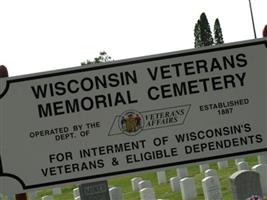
left=194, top=20, right=202, bottom=48
left=199, top=13, right=213, bottom=46
left=214, top=18, right=224, bottom=45
left=194, top=12, right=214, bottom=48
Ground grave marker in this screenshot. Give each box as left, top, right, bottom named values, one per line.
left=200, top=164, right=209, bottom=174
left=108, top=187, right=122, bottom=200
left=204, top=169, right=221, bottom=193
left=180, top=177, right=197, bottom=200
left=235, top=158, right=245, bottom=166
left=78, top=181, right=110, bottom=200
left=237, top=161, right=249, bottom=171
left=131, top=177, right=142, bottom=192
left=176, top=167, right=188, bottom=179
left=73, top=188, right=80, bottom=199
left=258, top=154, right=267, bottom=164
left=7, top=194, right=14, bottom=200
left=157, top=171, right=167, bottom=184
left=170, top=177, right=180, bottom=192
left=252, top=164, right=267, bottom=195
left=217, top=161, right=228, bottom=169
left=230, top=170, right=263, bottom=200
left=27, top=191, right=37, bottom=200
left=204, top=169, right=217, bottom=177
left=52, top=187, right=61, bottom=195
left=140, top=188, right=156, bottom=200
left=202, top=176, right=222, bottom=200
left=138, top=180, right=152, bottom=191
left=41, top=196, right=53, bottom=200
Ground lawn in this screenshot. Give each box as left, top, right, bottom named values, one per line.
left=3, top=156, right=264, bottom=200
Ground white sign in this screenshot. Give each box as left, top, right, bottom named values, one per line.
left=1, top=39, right=267, bottom=194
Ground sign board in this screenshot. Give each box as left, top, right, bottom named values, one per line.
left=0, top=39, right=267, bottom=194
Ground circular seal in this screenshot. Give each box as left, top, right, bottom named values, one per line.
left=118, top=110, right=144, bottom=136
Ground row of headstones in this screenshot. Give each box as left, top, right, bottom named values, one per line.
left=39, top=167, right=267, bottom=200
left=28, top=168, right=267, bottom=200
left=72, top=181, right=167, bottom=200
left=131, top=170, right=221, bottom=200
left=32, top=188, right=62, bottom=200
left=130, top=160, right=267, bottom=200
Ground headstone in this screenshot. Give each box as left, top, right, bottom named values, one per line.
left=176, top=167, right=188, bottom=179
left=79, top=181, right=110, bottom=200
left=235, top=158, right=244, bottom=166
left=170, top=177, right=180, bottom=192
left=109, top=187, right=122, bottom=200
left=237, top=161, right=249, bottom=171
left=27, top=191, right=38, bottom=200
left=180, top=177, right=197, bottom=200
left=157, top=171, right=167, bottom=184
left=200, top=164, right=209, bottom=173
left=138, top=180, right=152, bottom=191
left=7, top=194, right=14, bottom=200
left=217, top=160, right=228, bottom=169
left=252, top=164, right=267, bottom=195
left=131, top=177, right=143, bottom=192
left=140, top=188, right=156, bottom=200
left=204, top=169, right=221, bottom=192
left=202, top=176, right=222, bottom=200
left=230, top=170, right=263, bottom=200
left=41, top=196, right=53, bottom=200
left=52, top=187, right=62, bottom=195
left=258, top=154, right=267, bottom=164
left=204, top=169, right=217, bottom=177
left=73, top=187, right=80, bottom=199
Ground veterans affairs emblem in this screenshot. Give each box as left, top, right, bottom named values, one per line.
left=119, top=110, right=144, bottom=136
left=109, top=105, right=191, bottom=136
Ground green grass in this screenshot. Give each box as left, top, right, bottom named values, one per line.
left=4, top=156, right=264, bottom=200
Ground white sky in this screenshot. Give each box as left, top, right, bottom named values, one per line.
left=0, top=0, right=266, bottom=77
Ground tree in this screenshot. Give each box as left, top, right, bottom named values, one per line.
left=194, top=20, right=203, bottom=48
left=194, top=12, right=214, bottom=48
left=214, top=18, right=224, bottom=45
left=81, top=51, right=112, bottom=65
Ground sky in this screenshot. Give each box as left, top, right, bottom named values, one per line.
left=0, top=0, right=266, bottom=77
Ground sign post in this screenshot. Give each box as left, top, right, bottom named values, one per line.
left=1, top=39, right=267, bottom=194
left=0, top=66, right=27, bottom=200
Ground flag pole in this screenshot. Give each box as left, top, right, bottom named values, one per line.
left=248, top=0, right=257, bottom=39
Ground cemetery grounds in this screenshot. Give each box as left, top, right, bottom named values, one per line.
left=2, top=156, right=266, bottom=200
